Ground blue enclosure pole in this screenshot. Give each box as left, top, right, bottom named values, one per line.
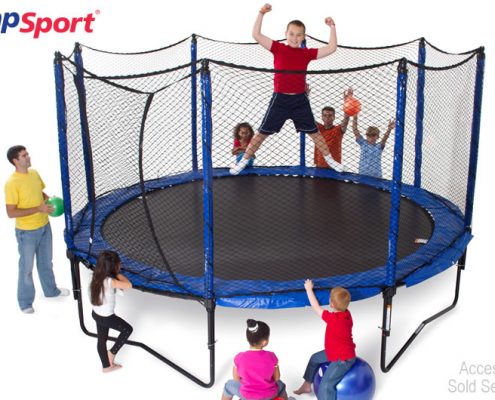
left=53, top=52, right=75, bottom=250
left=380, top=58, right=410, bottom=373
left=299, top=133, right=306, bottom=168
left=386, top=58, right=408, bottom=288
left=464, top=48, right=485, bottom=229
left=191, top=34, right=199, bottom=172
left=73, top=43, right=94, bottom=205
left=414, top=38, right=426, bottom=188
left=200, top=59, right=215, bottom=301
left=200, top=59, right=216, bottom=386
left=299, top=40, right=307, bottom=168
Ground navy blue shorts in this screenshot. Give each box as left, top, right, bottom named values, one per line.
left=259, top=93, right=318, bottom=135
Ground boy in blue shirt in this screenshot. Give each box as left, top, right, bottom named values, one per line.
left=352, top=115, right=395, bottom=178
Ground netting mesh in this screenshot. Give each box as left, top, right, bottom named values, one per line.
left=55, top=36, right=482, bottom=305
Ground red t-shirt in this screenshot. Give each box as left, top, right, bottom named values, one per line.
left=270, top=41, right=318, bottom=94
left=322, top=309, right=356, bottom=361
left=314, top=124, right=344, bottom=166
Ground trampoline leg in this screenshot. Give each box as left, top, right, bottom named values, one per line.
left=67, top=253, right=216, bottom=387
left=380, top=256, right=465, bottom=373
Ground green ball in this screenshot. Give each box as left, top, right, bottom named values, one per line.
left=46, top=196, right=64, bottom=217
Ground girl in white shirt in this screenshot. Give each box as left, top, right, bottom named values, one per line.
left=90, top=250, right=133, bottom=373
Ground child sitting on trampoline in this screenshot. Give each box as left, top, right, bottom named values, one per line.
left=221, top=319, right=290, bottom=400
left=352, top=114, right=395, bottom=179
left=294, top=280, right=356, bottom=400
left=90, top=250, right=133, bottom=373
left=230, top=3, right=344, bottom=175
left=232, top=122, right=256, bottom=168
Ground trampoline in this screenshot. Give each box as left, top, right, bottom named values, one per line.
left=54, top=35, right=484, bottom=385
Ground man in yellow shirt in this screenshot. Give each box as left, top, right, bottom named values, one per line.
left=5, top=145, right=69, bottom=313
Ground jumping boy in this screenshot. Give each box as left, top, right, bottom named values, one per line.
left=229, top=4, right=344, bottom=174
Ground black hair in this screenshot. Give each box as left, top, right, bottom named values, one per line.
left=246, top=319, right=270, bottom=346
left=322, top=106, right=336, bottom=114
left=7, top=145, right=26, bottom=165
left=90, top=250, right=121, bottom=306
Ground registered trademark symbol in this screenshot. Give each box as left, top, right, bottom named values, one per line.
left=95, top=10, right=101, bottom=15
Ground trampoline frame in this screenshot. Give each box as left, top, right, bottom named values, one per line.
left=53, top=36, right=485, bottom=385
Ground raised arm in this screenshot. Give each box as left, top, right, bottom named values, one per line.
left=304, top=279, right=324, bottom=317
left=340, top=88, right=353, bottom=133
left=352, top=115, right=361, bottom=141
left=380, top=118, right=395, bottom=148
left=252, top=4, right=273, bottom=51
left=316, top=17, right=337, bottom=60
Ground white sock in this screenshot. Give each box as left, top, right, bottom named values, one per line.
left=238, top=157, right=249, bottom=167
left=324, top=154, right=344, bottom=172
left=229, top=157, right=249, bottom=175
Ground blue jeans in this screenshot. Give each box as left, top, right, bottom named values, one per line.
left=15, top=223, right=60, bottom=310
left=303, top=350, right=355, bottom=400
left=223, top=379, right=286, bottom=400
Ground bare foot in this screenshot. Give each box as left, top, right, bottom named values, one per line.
left=107, top=351, right=123, bottom=368
left=102, top=364, right=122, bottom=373
left=107, top=351, right=114, bottom=365
left=293, top=381, right=312, bottom=395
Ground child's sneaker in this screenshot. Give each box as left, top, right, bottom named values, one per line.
left=229, top=158, right=249, bottom=175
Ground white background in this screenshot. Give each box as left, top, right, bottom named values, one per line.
left=1, top=1, right=493, bottom=399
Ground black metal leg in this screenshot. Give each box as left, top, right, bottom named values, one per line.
left=69, top=254, right=215, bottom=387
left=380, top=254, right=465, bottom=373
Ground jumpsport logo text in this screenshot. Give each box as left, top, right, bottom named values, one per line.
left=0, top=10, right=99, bottom=39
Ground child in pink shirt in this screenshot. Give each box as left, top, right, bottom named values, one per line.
left=221, top=319, right=289, bottom=400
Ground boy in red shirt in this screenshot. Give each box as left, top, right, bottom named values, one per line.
left=294, top=280, right=356, bottom=400
left=230, top=3, right=344, bottom=175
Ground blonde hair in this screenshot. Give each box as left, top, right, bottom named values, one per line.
left=330, top=287, right=351, bottom=311
left=366, top=126, right=380, bottom=137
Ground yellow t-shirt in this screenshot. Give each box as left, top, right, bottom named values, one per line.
left=4, top=169, right=49, bottom=230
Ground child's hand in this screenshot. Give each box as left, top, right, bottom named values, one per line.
left=388, top=118, right=395, bottom=130
left=304, top=279, right=314, bottom=291
left=324, top=17, right=335, bottom=27
left=344, top=87, right=353, bottom=100
left=260, top=4, right=272, bottom=14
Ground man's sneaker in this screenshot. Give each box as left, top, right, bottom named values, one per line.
left=324, top=155, right=344, bottom=173
left=22, top=307, right=35, bottom=314
left=57, top=288, right=70, bottom=296
left=229, top=158, right=249, bottom=175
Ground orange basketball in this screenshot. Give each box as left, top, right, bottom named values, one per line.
left=343, top=96, right=362, bottom=116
